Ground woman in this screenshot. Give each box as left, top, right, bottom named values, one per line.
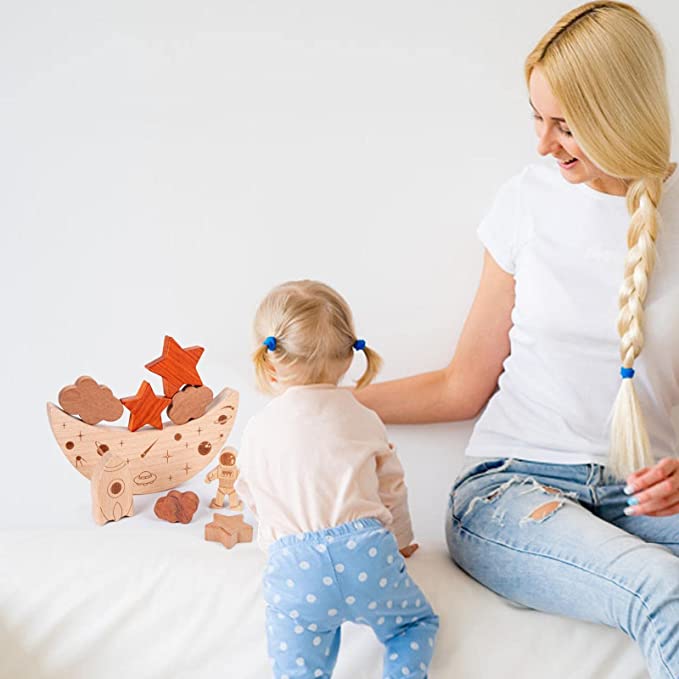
left=355, top=3, right=679, bottom=677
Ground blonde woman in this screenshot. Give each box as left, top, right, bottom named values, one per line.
left=235, top=280, right=438, bottom=679
left=355, top=3, right=679, bottom=677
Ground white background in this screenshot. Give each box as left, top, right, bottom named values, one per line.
left=1, top=1, right=678, bottom=541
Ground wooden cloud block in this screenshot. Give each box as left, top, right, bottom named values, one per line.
left=205, top=513, right=253, bottom=549
left=47, top=387, right=239, bottom=496
left=91, top=452, right=134, bottom=526
left=58, top=376, right=123, bottom=425
left=167, top=385, right=214, bottom=425
left=154, top=490, right=199, bottom=524
left=145, top=336, right=204, bottom=398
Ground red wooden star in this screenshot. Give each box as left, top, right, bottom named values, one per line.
left=145, top=336, right=204, bottom=397
left=121, top=381, right=171, bottom=432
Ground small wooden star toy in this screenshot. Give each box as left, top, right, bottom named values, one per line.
left=204, top=513, right=253, bottom=549
left=121, top=380, right=171, bottom=432
left=145, top=336, right=204, bottom=397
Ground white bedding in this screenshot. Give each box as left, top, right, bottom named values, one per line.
left=0, top=527, right=647, bottom=679
left=1, top=386, right=654, bottom=679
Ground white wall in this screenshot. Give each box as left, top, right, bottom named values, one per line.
left=2, top=1, right=678, bottom=538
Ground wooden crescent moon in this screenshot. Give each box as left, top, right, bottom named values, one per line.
left=47, top=387, right=239, bottom=495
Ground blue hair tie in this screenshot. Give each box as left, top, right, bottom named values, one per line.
left=263, top=336, right=277, bottom=352
left=620, top=367, right=635, bottom=379
left=353, top=339, right=366, bottom=351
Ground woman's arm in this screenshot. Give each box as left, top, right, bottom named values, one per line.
left=355, top=251, right=515, bottom=424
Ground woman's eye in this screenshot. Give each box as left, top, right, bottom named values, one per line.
left=559, top=127, right=573, bottom=137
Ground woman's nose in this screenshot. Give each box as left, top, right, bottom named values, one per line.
left=536, top=126, right=560, bottom=156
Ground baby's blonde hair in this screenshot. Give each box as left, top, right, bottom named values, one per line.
left=525, top=2, right=672, bottom=478
left=252, top=280, right=382, bottom=393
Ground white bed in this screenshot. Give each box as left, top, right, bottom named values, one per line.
left=0, top=421, right=649, bottom=679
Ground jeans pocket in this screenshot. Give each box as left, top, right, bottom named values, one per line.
left=450, top=458, right=513, bottom=521
left=451, top=457, right=511, bottom=494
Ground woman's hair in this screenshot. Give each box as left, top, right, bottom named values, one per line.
left=252, top=280, right=382, bottom=393
left=525, top=2, right=672, bottom=478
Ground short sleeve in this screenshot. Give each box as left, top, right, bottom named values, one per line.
left=477, top=172, right=524, bottom=275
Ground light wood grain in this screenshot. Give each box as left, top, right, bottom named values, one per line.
left=91, top=452, right=134, bottom=525
left=47, top=388, right=239, bottom=495
left=205, top=513, right=253, bottom=548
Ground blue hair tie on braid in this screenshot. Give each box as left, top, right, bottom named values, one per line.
left=353, top=339, right=366, bottom=351
left=620, top=367, right=635, bottom=379
left=263, top=336, right=277, bottom=352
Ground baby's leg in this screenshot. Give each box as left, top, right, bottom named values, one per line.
left=265, top=605, right=341, bottom=679
left=368, top=562, right=438, bottom=678
left=264, top=536, right=347, bottom=678
left=329, top=524, right=439, bottom=678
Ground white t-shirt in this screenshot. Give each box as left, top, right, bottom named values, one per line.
left=465, top=160, right=679, bottom=466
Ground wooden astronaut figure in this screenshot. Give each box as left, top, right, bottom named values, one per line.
left=204, top=446, right=243, bottom=510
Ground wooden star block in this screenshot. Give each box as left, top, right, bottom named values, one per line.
left=205, top=513, right=253, bottom=549
left=121, top=380, right=171, bottom=432
left=145, top=336, right=204, bottom=398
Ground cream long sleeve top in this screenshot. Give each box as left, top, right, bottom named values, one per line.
left=234, top=384, right=414, bottom=552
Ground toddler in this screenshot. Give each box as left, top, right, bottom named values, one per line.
left=235, top=280, right=439, bottom=679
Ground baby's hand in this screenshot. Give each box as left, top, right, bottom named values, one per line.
left=399, top=543, right=419, bottom=558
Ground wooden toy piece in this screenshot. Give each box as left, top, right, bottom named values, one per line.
left=204, top=447, right=243, bottom=510
left=167, top=385, right=214, bottom=425
left=205, top=521, right=237, bottom=548
left=47, top=387, right=239, bottom=496
left=205, top=513, right=253, bottom=549
left=58, top=376, right=124, bottom=425
left=120, top=380, right=171, bottom=432
left=145, top=336, right=204, bottom=398
left=91, top=452, right=134, bottom=525
left=153, top=490, right=199, bottom=523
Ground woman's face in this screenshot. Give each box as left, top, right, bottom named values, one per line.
left=528, top=67, right=626, bottom=195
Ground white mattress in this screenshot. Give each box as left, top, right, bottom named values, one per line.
left=0, top=527, right=647, bottom=679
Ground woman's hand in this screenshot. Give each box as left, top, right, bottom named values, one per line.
left=624, top=457, right=679, bottom=516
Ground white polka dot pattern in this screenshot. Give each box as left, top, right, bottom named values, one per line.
left=263, top=521, right=437, bottom=678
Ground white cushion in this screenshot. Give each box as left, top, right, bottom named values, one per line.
left=0, top=528, right=647, bottom=678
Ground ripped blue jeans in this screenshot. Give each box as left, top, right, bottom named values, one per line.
left=446, top=458, right=679, bottom=679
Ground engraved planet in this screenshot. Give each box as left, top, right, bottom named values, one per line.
left=47, top=388, right=239, bottom=495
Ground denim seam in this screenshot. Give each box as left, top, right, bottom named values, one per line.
left=452, top=519, right=675, bottom=678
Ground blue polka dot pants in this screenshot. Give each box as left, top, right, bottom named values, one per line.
left=263, top=518, right=439, bottom=678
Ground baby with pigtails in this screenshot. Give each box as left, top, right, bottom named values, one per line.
left=235, top=279, right=438, bottom=679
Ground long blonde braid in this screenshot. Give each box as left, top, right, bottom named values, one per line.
left=525, top=2, right=672, bottom=478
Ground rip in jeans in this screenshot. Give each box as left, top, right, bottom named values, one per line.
left=462, top=475, right=577, bottom=526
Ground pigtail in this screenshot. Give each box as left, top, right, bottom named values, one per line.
left=254, top=281, right=381, bottom=389
left=252, top=343, right=275, bottom=394
left=608, top=176, right=663, bottom=478
left=355, top=345, right=383, bottom=390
